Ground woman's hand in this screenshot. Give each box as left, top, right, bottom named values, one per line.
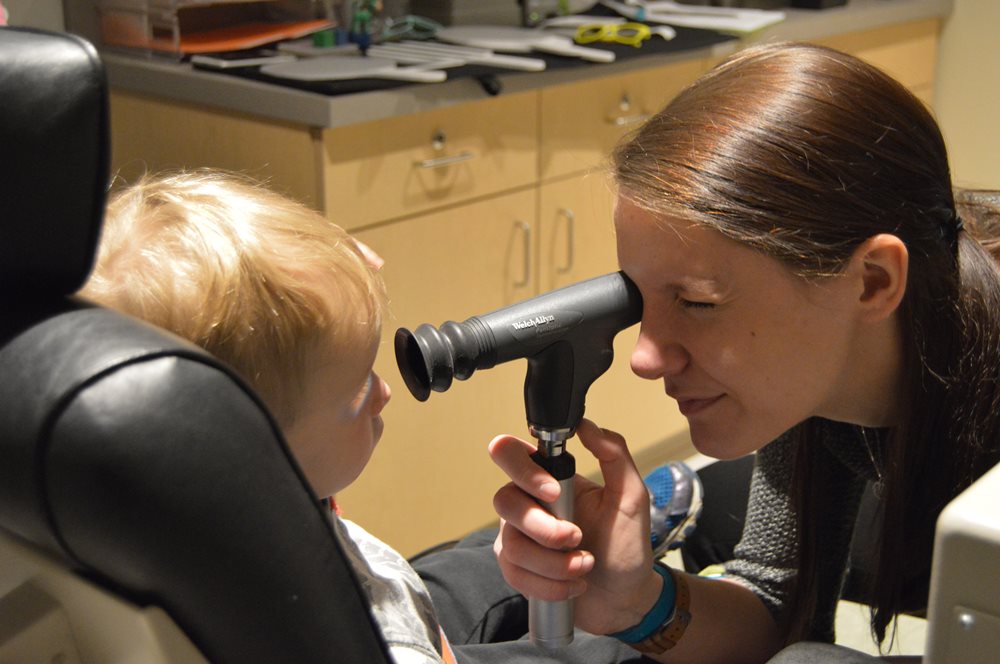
left=490, top=418, right=661, bottom=635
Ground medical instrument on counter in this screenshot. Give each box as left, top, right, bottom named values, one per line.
left=191, top=48, right=297, bottom=69
left=366, top=44, right=465, bottom=71
left=381, top=14, right=442, bottom=42
left=395, top=271, right=642, bottom=649
left=349, top=0, right=382, bottom=54
left=370, top=40, right=547, bottom=72
left=260, top=54, right=446, bottom=83
left=521, top=0, right=602, bottom=27
left=436, top=25, right=615, bottom=63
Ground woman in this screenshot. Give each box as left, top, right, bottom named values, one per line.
left=488, top=42, right=1000, bottom=662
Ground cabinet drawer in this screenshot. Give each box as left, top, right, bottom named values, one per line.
left=320, top=91, right=538, bottom=230
left=540, top=58, right=706, bottom=181
left=816, top=19, right=940, bottom=96
left=538, top=170, right=619, bottom=293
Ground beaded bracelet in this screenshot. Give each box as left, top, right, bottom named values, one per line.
left=610, top=562, right=692, bottom=655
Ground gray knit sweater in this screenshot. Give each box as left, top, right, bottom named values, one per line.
left=723, top=419, right=882, bottom=642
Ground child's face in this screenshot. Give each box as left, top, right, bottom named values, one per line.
left=284, top=343, right=392, bottom=499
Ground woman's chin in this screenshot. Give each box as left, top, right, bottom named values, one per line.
left=689, top=428, right=759, bottom=461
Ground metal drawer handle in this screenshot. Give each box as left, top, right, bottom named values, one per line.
left=608, top=93, right=650, bottom=127
left=413, top=151, right=476, bottom=169
left=557, top=208, right=575, bottom=274
left=610, top=113, right=651, bottom=126
left=514, top=220, right=531, bottom=287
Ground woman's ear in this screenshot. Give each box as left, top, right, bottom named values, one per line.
left=849, top=234, right=908, bottom=322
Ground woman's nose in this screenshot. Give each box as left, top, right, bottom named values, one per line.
left=630, top=325, right=689, bottom=380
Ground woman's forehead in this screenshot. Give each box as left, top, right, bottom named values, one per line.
left=613, top=201, right=799, bottom=297
left=615, top=203, right=729, bottom=279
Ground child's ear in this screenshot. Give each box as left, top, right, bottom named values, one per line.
left=848, top=234, right=908, bottom=322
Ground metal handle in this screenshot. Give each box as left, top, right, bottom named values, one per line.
left=514, top=220, right=532, bottom=287
left=608, top=93, right=650, bottom=127
left=529, top=449, right=576, bottom=649
left=610, top=113, right=651, bottom=127
left=556, top=208, right=575, bottom=275
left=413, top=150, right=475, bottom=169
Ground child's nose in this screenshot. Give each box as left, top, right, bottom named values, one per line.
left=373, top=373, right=391, bottom=412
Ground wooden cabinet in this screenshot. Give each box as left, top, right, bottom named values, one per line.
left=320, top=90, right=539, bottom=230
left=537, top=170, right=618, bottom=290
left=539, top=58, right=706, bottom=181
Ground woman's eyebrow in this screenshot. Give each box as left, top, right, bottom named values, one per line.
left=672, top=274, right=725, bottom=296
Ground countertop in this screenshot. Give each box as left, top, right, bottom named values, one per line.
left=103, top=0, right=952, bottom=130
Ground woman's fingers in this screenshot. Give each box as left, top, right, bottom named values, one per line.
left=488, top=434, right=561, bottom=503
left=575, top=419, right=648, bottom=515
left=493, top=480, right=582, bottom=550
left=493, top=519, right=593, bottom=601
left=488, top=421, right=656, bottom=633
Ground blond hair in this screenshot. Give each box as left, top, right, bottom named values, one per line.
left=82, top=170, right=387, bottom=427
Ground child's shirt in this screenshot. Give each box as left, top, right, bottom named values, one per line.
left=330, top=512, right=456, bottom=663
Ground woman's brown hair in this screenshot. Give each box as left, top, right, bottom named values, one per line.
left=613, top=42, right=1000, bottom=645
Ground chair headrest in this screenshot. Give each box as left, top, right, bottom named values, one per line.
left=0, top=306, right=391, bottom=662
left=0, top=27, right=109, bottom=299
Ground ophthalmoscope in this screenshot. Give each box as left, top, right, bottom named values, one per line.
left=395, top=271, right=642, bottom=649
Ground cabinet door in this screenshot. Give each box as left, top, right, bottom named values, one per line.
left=539, top=58, right=706, bottom=182
left=539, top=173, right=693, bottom=480
left=321, top=91, right=538, bottom=230
left=538, top=170, right=619, bottom=292
left=340, top=189, right=537, bottom=557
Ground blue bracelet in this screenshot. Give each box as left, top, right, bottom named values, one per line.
left=609, top=562, right=677, bottom=644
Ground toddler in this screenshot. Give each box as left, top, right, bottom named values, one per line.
left=81, top=170, right=454, bottom=664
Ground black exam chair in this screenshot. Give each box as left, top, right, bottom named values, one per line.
left=0, top=27, right=391, bottom=663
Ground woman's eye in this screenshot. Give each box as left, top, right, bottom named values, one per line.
left=680, top=299, right=715, bottom=310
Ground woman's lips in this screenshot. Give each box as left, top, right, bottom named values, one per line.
left=675, top=395, right=723, bottom=417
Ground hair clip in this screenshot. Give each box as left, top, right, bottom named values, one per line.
left=940, top=211, right=964, bottom=248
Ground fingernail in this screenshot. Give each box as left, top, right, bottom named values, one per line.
left=576, top=552, right=595, bottom=574
left=539, top=481, right=560, bottom=502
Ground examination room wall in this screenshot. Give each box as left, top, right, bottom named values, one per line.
left=935, top=0, right=1000, bottom=190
